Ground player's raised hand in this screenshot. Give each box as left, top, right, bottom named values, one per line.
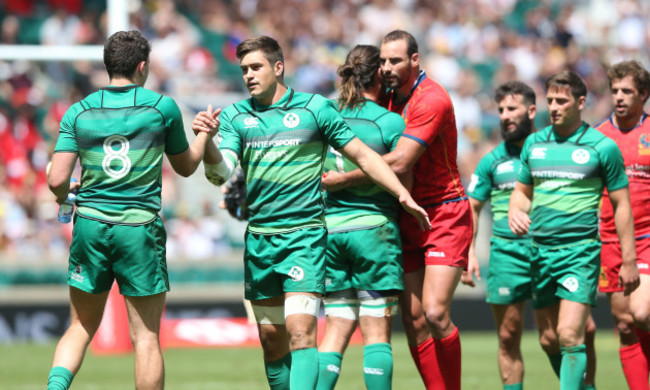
left=193, top=104, right=221, bottom=136
left=399, top=195, right=431, bottom=231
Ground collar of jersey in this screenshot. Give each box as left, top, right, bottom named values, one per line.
left=251, top=87, right=295, bottom=111
left=102, top=84, right=139, bottom=91
left=548, top=121, right=589, bottom=143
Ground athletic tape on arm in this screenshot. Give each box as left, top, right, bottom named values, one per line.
left=204, top=150, right=237, bottom=186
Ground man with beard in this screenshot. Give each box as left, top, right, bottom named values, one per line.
left=595, top=60, right=650, bottom=389
left=509, top=71, right=639, bottom=389
left=464, top=81, right=597, bottom=389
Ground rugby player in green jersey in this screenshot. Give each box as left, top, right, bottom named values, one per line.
left=316, top=45, right=405, bottom=390
left=46, top=31, right=217, bottom=390
left=509, top=71, right=640, bottom=389
left=192, top=36, right=429, bottom=390
left=464, top=81, right=596, bottom=389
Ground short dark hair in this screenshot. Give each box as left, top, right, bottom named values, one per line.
left=236, top=35, right=284, bottom=67
left=103, top=30, right=151, bottom=80
left=495, top=81, right=536, bottom=106
left=607, top=60, right=650, bottom=103
left=545, top=70, right=587, bottom=100
left=382, top=30, right=418, bottom=57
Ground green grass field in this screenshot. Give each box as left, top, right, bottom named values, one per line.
left=2, top=331, right=627, bottom=389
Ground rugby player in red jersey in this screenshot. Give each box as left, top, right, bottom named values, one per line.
left=596, top=60, right=650, bottom=390
left=379, top=30, right=470, bottom=390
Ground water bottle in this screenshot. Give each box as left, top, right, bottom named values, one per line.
left=57, top=178, right=78, bottom=224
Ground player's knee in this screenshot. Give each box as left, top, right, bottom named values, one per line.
left=422, top=304, right=450, bottom=331
left=631, top=306, right=650, bottom=329
left=498, top=328, right=521, bottom=352
left=557, top=325, right=581, bottom=347
left=538, top=330, right=559, bottom=354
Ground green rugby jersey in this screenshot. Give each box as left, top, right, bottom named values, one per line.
left=54, top=85, right=189, bottom=224
left=518, top=122, right=628, bottom=247
left=467, top=141, right=525, bottom=239
left=324, top=99, right=404, bottom=233
left=217, top=88, right=356, bottom=234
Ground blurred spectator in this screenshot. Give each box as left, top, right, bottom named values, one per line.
left=0, top=0, right=650, bottom=270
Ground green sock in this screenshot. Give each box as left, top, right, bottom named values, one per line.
left=560, top=345, right=587, bottom=390
left=47, top=366, right=73, bottom=390
left=290, top=348, right=319, bottom=390
left=264, top=353, right=291, bottom=390
left=317, top=352, right=342, bottom=390
left=363, top=343, right=393, bottom=390
left=583, top=385, right=596, bottom=390
left=547, top=352, right=562, bottom=378
left=504, top=383, right=523, bottom=390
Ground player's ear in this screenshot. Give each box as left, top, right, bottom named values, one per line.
left=410, top=52, right=419, bottom=68
left=528, top=104, right=536, bottom=120
left=274, top=61, right=284, bottom=77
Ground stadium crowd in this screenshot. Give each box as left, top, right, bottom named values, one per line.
left=0, top=0, right=649, bottom=265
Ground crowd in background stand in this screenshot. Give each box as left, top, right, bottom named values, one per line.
left=0, top=0, right=648, bottom=267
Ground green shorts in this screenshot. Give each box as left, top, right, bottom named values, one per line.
left=244, top=227, right=327, bottom=301
left=531, top=239, right=601, bottom=309
left=486, top=236, right=532, bottom=305
left=325, top=221, right=403, bottom=294
left=68, top=215, right=169, bottom=296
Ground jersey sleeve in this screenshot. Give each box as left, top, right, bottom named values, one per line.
left=216, top=106, right=242, bottom=163
left=598, top=137, right=629, bottom=192
left=467, top=153, right=493, bottom=202
left=315, top=96, right=356, bottom=149
left=517, top=137, right=534, bottom=185
left=402, top=93, right=452, bottom=147
left=53, top=102, right=83, bottom=153
left=158, top=96, right=190, bottom=155
left=378, top=112, right=405, bottom=151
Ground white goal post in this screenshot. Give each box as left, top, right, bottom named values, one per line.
left=0, top=0, right=128, bottom=62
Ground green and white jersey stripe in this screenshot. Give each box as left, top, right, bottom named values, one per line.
left=324, top=99, right=404, bottom=233
left=217, top=88, right=356, bottom=234
left=54, top=85, right=189, bottom=225
left=467, top=141, right=525, bottom=239
left=518, top=122, right=628, bottom=247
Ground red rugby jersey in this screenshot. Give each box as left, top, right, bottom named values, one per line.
left=596, top=114, right=650, bottom=241
left=386, top=72, right=466, bottom=205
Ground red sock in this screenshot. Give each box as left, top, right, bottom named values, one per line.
left=409, top=337, right=442, bottom=389
left=435, top=327, right=461, bottom=390
left=636, top=328, right=650, bottom=362
left=620, top=343, right=650, bottom=390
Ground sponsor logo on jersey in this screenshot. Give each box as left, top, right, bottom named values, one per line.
left=640, top=134, right=650, bottom=155
left=245, top=282, right=251, bottom=290
left=498, top=287, right=511, bottom=296
left=327, top=365, right=341, bottom=374
left=638, top=263, right=649, bottom=270
left=289, top=266, right=305, bottom=281
left=496, top=161, right=515, bottom=174
left=283, top=113, right=300, bottom=128
left=364, top=367, right=384, bottom=376
left=531, top=147, right=547, bottom=159
left=571, top=149, right=590, bottom=164
left=562, top=276, right=579, bottom=292
left=244, top=116, right=259, bottom=128
left=427, top=251, right=446, bottom=258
